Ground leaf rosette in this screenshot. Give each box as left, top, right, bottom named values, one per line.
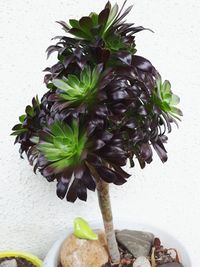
left=36, top=118, right=129, bottom=202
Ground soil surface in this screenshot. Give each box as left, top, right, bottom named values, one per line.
left=101, top=237, right=182, bottom=267
left=0, top=257, right=37, bottom=267
left=58, top=236, right=182, bottom=267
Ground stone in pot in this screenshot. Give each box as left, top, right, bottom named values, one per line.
left=132, top=256, right=151, bottom=267
left=0, top=259, right=17, bottom=267
left=60, top=231, right=109, bottom=267
left=116, top=230, right=154, bottom=257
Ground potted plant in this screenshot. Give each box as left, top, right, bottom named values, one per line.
left=0, top=251, right=42, bottom=267
left=12, top=1, right=188, bottom=266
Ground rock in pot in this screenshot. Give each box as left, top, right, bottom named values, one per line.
left=60, top=231, right=109, bottom=267
left=0, top=259, right=17, bottom=267
left=132, top=256, right=151, bottom=267
left=116, top=230, right=154, bottom=257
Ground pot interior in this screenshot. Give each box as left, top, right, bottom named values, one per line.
left=43, top=221, right=191, bottom=267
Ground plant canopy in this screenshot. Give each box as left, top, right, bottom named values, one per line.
left=12, top=1, right=182, bottom=203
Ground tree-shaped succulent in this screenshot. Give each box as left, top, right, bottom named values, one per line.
left=12, top=1, right=182, bottom=265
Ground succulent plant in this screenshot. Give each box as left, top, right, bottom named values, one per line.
left=12, top=1, right=182, bottom=265
left=12, top=0, right=182, bottom=213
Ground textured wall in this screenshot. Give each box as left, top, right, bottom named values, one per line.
left=0, top=0, right=199, bottom=265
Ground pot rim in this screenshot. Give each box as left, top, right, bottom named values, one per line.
left=0, top=251, right=42, bottom=267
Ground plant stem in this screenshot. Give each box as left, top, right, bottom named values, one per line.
left=96, top=179, right=120, bottom=265
left=86, top=162, right=120, bottom=265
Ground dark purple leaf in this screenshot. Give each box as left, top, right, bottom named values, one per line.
left=63, top=55, right=74, bottom=68
left=110, top=90, right=129, bottom=100
left=105, top=1, right=111, bottom=10
left=93, top=139, right=106, bottom=150
left=112, top=164, right=131, bottom=178
left=138, top=106, right=148, bottom=116
left=82, top=170, right=96, bottom=191
left=137, top=157, right=146, bottom=169
left=77, top=180, right=87, bottom=201
left=56, top=180, right=69, bottom=199
left=132, top=55, right=153, bottom=72
left=113, top=172, right=127, bottom=185
left=95, top=166, right=117, bottom=183
left=113, top=4, right=133, bottom=26
left=100, top=131, right=113, bottom=142
left=46, top=45, right=62, bottom=59
left=79, top=16, right=93, bottom=30
left=125, top=120, right=137, bottom=129
left=152, top=141, right=168, bottom=163
left=98, top=8, right=110, bottom=25
left=33, top=163, right=38, bottom=174
left=74, top=165, right=85, bottom=179
left=115, top=0, right=127, bottom=21
left=42, top=165, right=55, bottom=177
left=56, top=21, right=70, bottom=31
left=62, top=168, right=73, bottom=182
left=66, top=178, right=78, bottom=202
left=122, top=26, right=147, bottom=35
left=95, top=105, right=108, bottom=117
left=116, top=52, right=132, bottom=65
left=140, top=143, right=153, bottom=163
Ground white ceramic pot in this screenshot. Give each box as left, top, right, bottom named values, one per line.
left=43, top=221, right=191, bottom=267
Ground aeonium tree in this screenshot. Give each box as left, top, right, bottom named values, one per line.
left=12, top=1, right=182, bottom=265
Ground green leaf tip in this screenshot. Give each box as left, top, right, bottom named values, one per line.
left=73, top=217, right=98, bottom=240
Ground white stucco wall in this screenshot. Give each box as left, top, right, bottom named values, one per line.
left=0, top=0, right=200, bottom=265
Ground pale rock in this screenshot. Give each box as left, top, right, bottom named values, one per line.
left=132, top=256, right=151, bottom=267
left=0, top=259, right=17, bottom=267
left=60, top=231, right=109, bottom=267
